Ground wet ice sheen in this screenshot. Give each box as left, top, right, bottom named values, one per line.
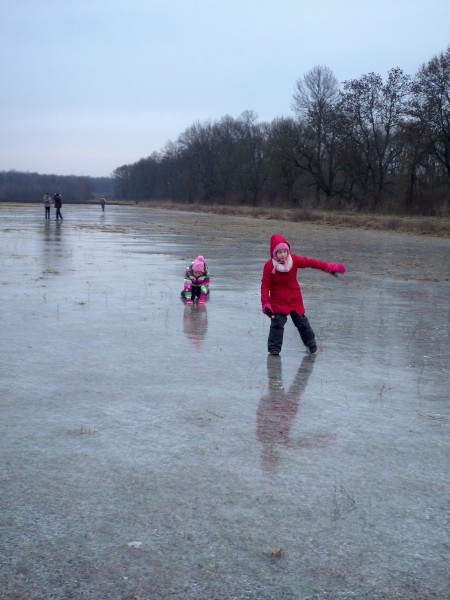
left=1, top=204, right=449, bottom=599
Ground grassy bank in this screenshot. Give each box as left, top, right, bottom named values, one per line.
left=116, top=200, right=450, bottom=238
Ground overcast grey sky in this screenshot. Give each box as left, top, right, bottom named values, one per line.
left=0, top=0, right=448, bottom=178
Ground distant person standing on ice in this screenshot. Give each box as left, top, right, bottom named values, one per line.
left=100, top=197, right=106, bottom=212
left=181, top=255, right=210, bottom=304
left=43, top=192, right=51, bottom=220
left=261, top=233, right=346, bottom=356
left=53, top=193, right=63, bottom=221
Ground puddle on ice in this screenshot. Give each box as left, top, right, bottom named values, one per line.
left=1, top=203, right=449, bottom=599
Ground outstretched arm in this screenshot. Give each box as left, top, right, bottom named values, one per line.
left=295, top=256, right=346, bottom=275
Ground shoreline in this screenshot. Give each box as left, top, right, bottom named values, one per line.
left=2, top=200, right=450, bottom=237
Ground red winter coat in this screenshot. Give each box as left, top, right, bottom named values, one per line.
left=261, top=233, right=330, bottom=316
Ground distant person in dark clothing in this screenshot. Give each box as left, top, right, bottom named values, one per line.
left=43, top=192, right=51, bottom=220
left=100, top=197, right=106, bottom=212
left=53, top=193, right=63, bottom=221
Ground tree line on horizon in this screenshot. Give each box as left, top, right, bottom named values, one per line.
left=0, top=171, right=113, bottom=203
left=114, top=46, right=449, bottom=216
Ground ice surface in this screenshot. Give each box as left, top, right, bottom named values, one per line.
left=1, top=203, right=449, bottom=599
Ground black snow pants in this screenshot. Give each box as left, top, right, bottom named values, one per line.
left=268, top=311, right=315, bottom=354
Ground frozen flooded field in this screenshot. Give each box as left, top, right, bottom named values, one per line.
left=1, top=203, right=449, bottom=600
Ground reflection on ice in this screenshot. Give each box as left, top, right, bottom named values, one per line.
left=257, top=355, right=315, bottom=471
left=183, top=303, right=208, bottom=351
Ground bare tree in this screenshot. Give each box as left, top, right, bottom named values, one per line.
left=292, top=65, right=341, bottom=203
left=408, top=46, right=450, bottom=212
left=339, top=68, right=411, bottom=209
left=234, top=111, right=270, bottom=206
left=293, top=65, right=340, bottom=117
left=266, top=117, right=304, bottom=205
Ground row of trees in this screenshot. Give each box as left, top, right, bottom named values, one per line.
left=0, top=171, right=113, bottom=203
left=114, top=47, right=449, bottom=215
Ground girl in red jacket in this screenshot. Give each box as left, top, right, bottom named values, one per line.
left=261, top=233, right=345, bottom=355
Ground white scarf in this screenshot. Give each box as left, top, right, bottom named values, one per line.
left=272, top=253, right=293, bottom=274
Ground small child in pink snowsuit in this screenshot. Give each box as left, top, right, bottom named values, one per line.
left=181, top=255, right=211, bottom=304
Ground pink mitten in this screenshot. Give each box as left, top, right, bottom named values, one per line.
left=262, top=303, right=273, bottom=317
left=325, top=263, right=346, bottom=275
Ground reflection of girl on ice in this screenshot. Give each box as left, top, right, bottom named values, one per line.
left=183, top=304, right=208, bottom=351
left=181, top=255, right=210, bottom=304
left=257, top=354, right=315, bottom=471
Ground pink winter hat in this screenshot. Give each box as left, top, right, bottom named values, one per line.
left=192, top=255, right=205, bottom=272
left=272, top=242, right=290, bottom=259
